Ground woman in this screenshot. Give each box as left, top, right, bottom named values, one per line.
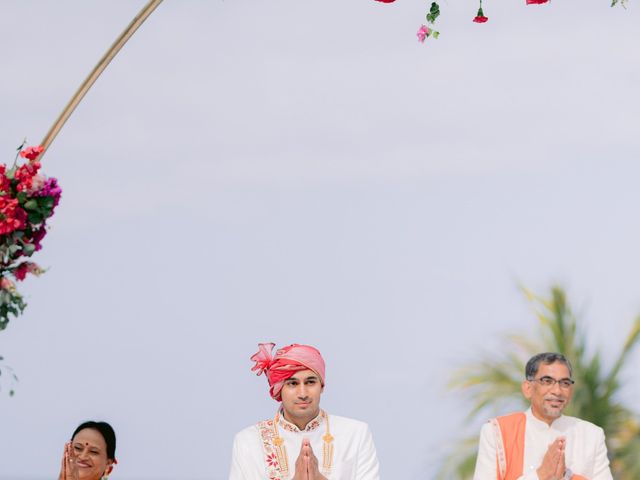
left=58, top=421, right=117, bottom=480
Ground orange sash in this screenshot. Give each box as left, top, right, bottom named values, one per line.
left=491, top=412, right=587, bottom=480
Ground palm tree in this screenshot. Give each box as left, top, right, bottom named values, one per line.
left=437, top=286, right=640, bottom=480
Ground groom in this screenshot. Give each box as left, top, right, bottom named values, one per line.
left=228, top=343, right=380, bottom=479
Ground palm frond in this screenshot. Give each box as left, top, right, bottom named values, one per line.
left=438, top=286, right=640, bottom=478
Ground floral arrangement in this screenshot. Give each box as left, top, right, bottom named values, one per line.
left=376, top=0, right=627, bottom=43
left=416, top=2, right=440, bottom=43
left=0, top=143, right=61, bottom=331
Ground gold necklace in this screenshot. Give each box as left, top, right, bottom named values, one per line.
left=272, top=409, right=334, bottom=478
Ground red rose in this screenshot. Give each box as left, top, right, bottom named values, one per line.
left=19, top=145, right=44, bottom=161
left=473, top=6, right=488, bottom=23
left=0, top=197, right=27, bottom=235
left=0, top=166, right=10, bottom=193
left=374, top=0, right=396, bottom=3
left=526, top=0, right=549, bottom=4
left=14, top=160, right=41, bottom=192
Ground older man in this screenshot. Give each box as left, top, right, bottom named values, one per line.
left=229, top=343, right=380, bottom=480
left=473, top=352, right=613, bottom=480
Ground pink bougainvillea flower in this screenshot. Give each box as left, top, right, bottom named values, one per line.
left=13, top=264, right=29, bottom=281
left=30, top=176, right=62, bottom=215
left=526, top=0, right=549, bottom=4
left=0, top=277, right=15, bottom=291
left=31, top=225, right=48, bottom=251
left=13, top=262, right=44, bottom=281
left=19, top=145, right=44, bottom=161
left=416, top=24, right=430, bottom=43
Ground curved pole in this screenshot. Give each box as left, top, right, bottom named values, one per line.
left=39, top=0, right=164, bottom=161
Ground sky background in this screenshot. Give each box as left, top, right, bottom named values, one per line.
left=1, top=1, right=639, bottom=479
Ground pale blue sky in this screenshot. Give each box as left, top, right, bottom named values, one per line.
left=1, top=1, right=639, bottom=479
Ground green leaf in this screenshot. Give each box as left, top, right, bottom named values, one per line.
left=426, top=2, right=440, bottom=24
left=433, top=31, right=440, bottom=39
left=24, top=199, right=38, bottom=210
left=27, top=212, right=44, bottom=225
left=22, top=243, right=36, bottom=256
left=40, top=197, right=54, bottom=210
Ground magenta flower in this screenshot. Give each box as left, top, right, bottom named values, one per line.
left=416, top=24, right=430, bottom=43
left=34, top=177, right=62, bottom=208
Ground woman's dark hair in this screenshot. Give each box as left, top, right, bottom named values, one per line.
left=71, top=421, right=117, bottom=460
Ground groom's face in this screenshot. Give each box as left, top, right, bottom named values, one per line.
left=280, top=369, right=323, bottom=424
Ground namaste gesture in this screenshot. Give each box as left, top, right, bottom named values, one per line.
left=292, top=439, right=329, bottom=480
left=537, top=437, right=567, bottom=480
left=58, top=442, right=80, bottom=480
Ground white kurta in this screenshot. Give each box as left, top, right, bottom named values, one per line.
left=473, top=409, right=613, bottom=480
left=229, top=412, right=380, bottom=480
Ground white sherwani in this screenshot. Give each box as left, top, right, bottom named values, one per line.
left=229, top=412, right=380, bottom=480
left=473, top=409, right=612, bottom=480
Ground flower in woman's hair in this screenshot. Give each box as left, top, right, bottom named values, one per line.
left=473, top=6, right=488, bottom=22
left=0, top=197, right=27, bottom=235
left=19, top=145, right=44, bottom=161
left=416, top=24, right=430, bottom=43
left=526, top=0, right=549, bottom=4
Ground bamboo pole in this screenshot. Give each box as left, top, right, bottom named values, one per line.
left=39, top=0, right=164, bottom=161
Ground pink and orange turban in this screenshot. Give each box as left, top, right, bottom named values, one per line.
left=250, top=343, right=326, bottom=402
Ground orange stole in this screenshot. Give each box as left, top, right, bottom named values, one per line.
left=492, top=412, right=587, bottom=480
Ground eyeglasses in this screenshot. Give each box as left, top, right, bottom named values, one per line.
left=529, top=376, right=575, bottom=389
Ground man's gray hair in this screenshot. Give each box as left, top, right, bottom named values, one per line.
left=525, top=352, right=573, bottom=380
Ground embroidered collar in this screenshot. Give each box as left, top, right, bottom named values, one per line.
left=266, top=409, right=334, bottom=477
left=277, top=408, right=323, bottom=432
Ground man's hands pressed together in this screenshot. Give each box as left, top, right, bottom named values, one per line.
left=537, top=437, right=567, bottom=480
left=292, top=439, right=329, bottom=480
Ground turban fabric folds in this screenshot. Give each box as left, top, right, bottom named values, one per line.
left=250, top=343, right=326, bottom=401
